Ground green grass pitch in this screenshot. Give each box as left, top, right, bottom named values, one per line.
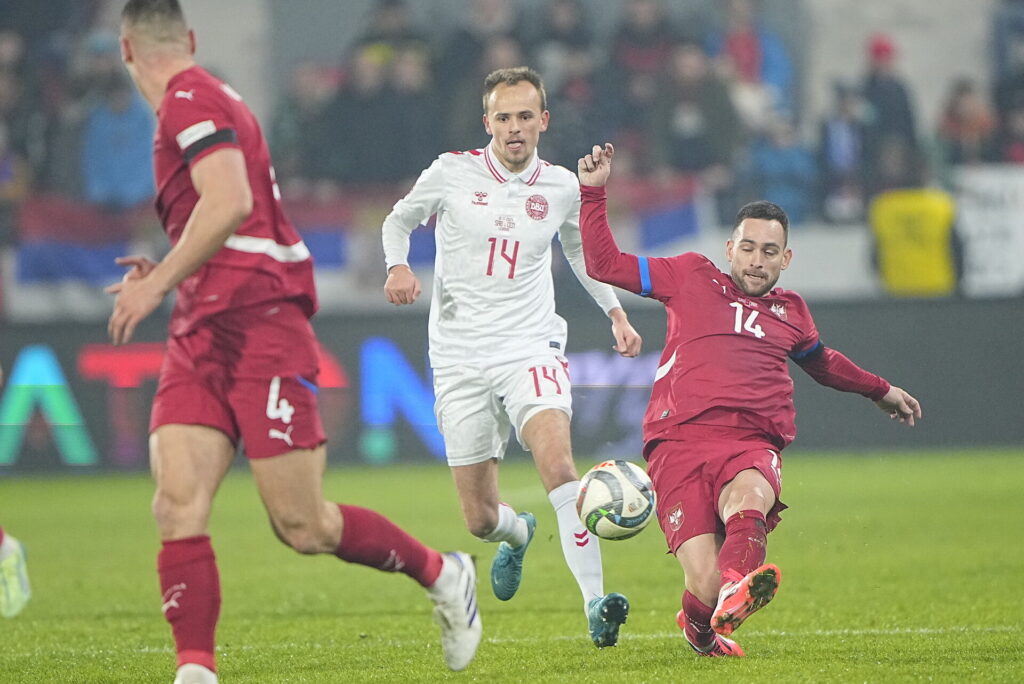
left=1, top=448, right=1022, bottom=683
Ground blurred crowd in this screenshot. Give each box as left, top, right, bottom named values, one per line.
left=4, top=0, right=1024, bottom=246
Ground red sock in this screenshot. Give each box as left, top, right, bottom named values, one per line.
left=335, top=504, right=443, bottom=588
left=682, top=590, right=715, bottom=648
left=157, top=536, right=220, bottom=672
left=718, top=509, right=768, bottom=585
left=0, top=527, right=5, bottom=546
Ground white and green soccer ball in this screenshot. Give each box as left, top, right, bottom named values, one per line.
left=576, top=460, right=656, bottom=540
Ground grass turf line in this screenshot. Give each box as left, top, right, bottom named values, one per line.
left=0, top=448, right=1021, bottom=682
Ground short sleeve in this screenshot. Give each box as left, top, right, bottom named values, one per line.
left=160, top=86, right=239, bottom=167
left=641, top=252, right=706, bottom=302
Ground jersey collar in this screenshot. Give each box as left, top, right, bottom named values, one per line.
left=484, top=145, right=543, bottom=186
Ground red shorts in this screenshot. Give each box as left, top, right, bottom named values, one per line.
left=646, top=425, right=787, bottom=554
left=150, top=300, right=326, bottom=459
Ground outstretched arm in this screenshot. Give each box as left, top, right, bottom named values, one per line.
left=796, top=344, right=922, bottom=427
left=576, top=144, right=644, bottom=293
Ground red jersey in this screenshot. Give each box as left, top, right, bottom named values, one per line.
left=153, top=66, right=317, bottom=335
left=579, top=185, right=889, bottom=452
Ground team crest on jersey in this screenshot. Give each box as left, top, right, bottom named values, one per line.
left=667, top=503, right=684, bottom=531
left=770, top=302, right=788, bottom=320
left=472, top=191, right=489, bottom=206
left=495, top=215, right=516, bottom=233
left=525, top=194, right=549, bottom=220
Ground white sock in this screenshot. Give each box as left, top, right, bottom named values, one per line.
left=427, top=553, right=457, bottom=599
left=0, top=534, right=16, bottom=561
left=481, top=503, right=528, bottom=546
left=548, top=481, right=603, bottom=605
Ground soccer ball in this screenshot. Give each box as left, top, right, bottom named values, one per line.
left=576, top=460, right=656, bottom=540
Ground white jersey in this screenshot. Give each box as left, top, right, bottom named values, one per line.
left=382, top=146, right=621, bottom=369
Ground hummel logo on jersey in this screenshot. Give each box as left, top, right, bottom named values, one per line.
left=268, top=425, right=294, bottom=446
left=712, top=278, right=727, bottom=295
left=161, top=583, right=186, bottom=614
left=472, top=191, right=489, bottom=205
left=174, top=89, right=194, bottom=100
left=770, top=302, right=788, bottom=320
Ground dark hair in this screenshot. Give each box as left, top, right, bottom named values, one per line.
left=735, top=200, right=789, bottom=241
left=122, top=0, right=188, bottom=41
left=482, top=66, right=547, bottom=113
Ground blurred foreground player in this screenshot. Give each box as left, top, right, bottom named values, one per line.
left=111, top=2, right=480, bottom=681
left=577, top=143, right=921, bottom=657
left=0, top=526, right=30, bottom=618
left=0, top=366, right=31, bottom=619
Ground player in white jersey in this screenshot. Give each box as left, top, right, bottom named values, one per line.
left=382, top=67, right=643, bottom=647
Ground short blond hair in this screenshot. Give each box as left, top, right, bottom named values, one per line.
left=481, top=67, right=547, bottom=113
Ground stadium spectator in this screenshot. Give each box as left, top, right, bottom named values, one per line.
left=816, top=82, right=867, bottom=223
left=323, top=46, right=401, bottom=184
left=992, top=0, right=1024, bottom=97
left=0, top=59, right=33, bottom=162
left=112, top=2, right=481, bottom=680
left=0, top=525, right=31, bottom=618
left=991, top=102, right=1024, bottom=162
left=542, top=44, right=612, bottom=171
left=390, top=46, right=441, bottom=179
left=577, top=141, right=921, bottom=657
left=436, top=0, right=521, bottom=108
left=739, top=114, right=816, bottom=225
left=869, top=184, right=959, bottom=297
left=608, top=0, right=679, bottom=166
left=0, top=121, right=30, bottom=246
left=705, top=0, right=795, bottom=129
left=935, top=78, right=996, bottom=166
left=353, top=0, right=430, bottom=65
left=381, top=67, right=642, bottom=649
left=651, top=41, right=742, bottom=188
left=268, top=61, right=338, bottom=192
left=861, top=34, right=919, bottom=190
left=81, top=72, right=154, bottom=209
left=528, top=0, right=593, bottom=96
left=446, top=35, right=524, bottom=151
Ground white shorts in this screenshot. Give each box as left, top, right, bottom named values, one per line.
left=433, top=352, right=573, bottom=467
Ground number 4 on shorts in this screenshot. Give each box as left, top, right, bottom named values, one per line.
left=266, top=376, right=295, bottom=424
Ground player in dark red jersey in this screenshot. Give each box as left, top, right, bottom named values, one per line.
left=576, top=143, right=921, bottom=657
left=110, top=2, right=480, bottom=681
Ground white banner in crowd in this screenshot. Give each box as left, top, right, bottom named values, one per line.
left=953, top=165, right=1024, bottom=298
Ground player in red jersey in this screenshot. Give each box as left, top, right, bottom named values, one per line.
left=576, top=143, right=921, bottom=657
left=110, top=2, right=480, bottom=681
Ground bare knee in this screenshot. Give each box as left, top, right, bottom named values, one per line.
left=270, top=504, right=339, bottom=555
left=465, top=509, right=499, bottom=539
left=720, top=470, right=775, bottom=520
left=685, top=561, right=721, bottom=604
left=152, top=487, right=210, bottom=539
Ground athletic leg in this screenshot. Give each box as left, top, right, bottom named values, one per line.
left=250, top=445, right=481, bottom=671
left=711, top=467, right=781, bottom=636
left=150, top=424, right=235, bottom=677
left=523, top=408, right=628, bottom=648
